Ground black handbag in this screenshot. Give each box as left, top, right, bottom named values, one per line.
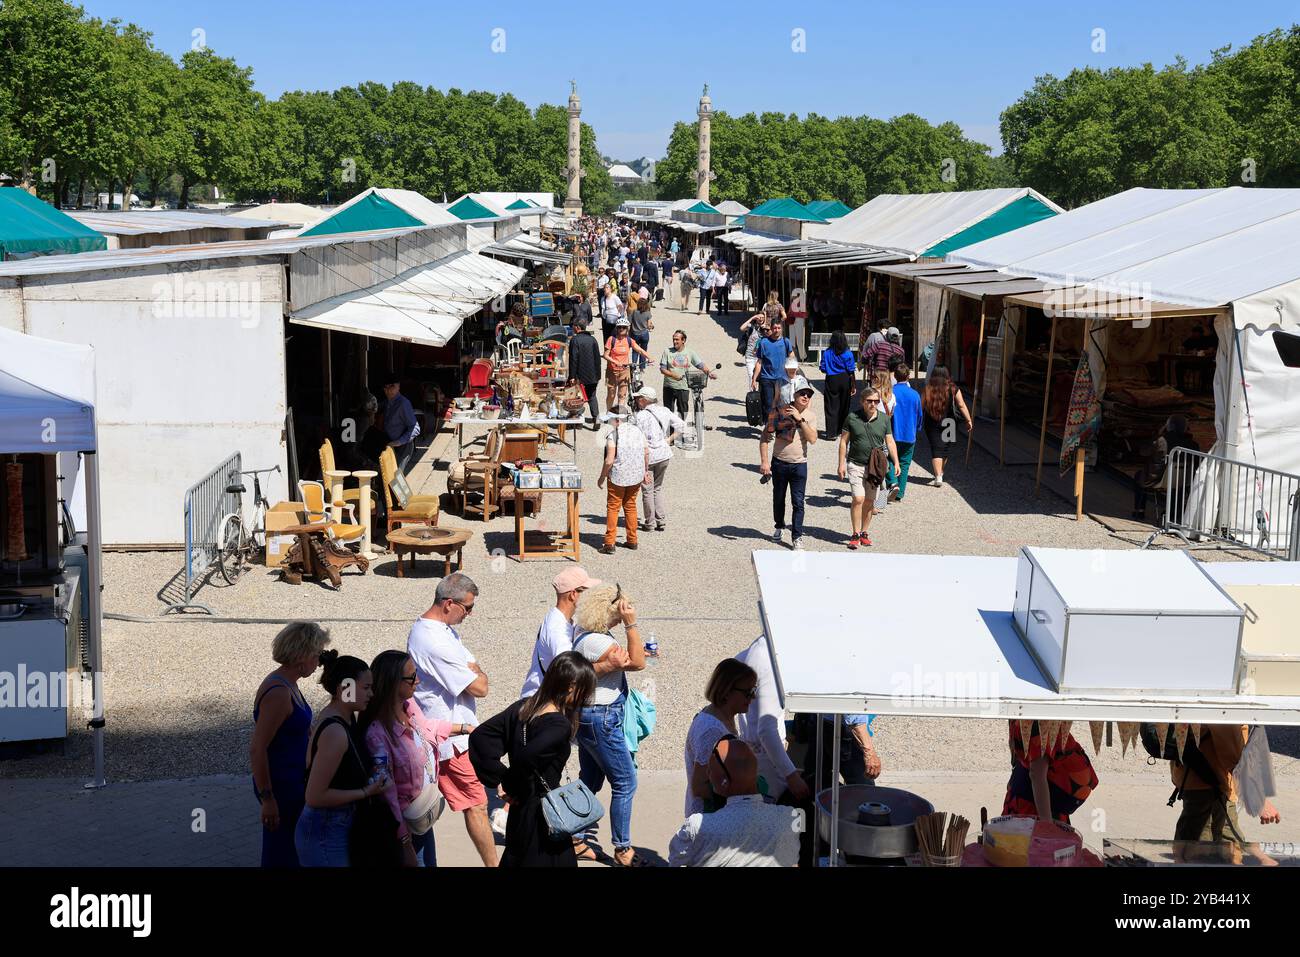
left=309, top=715, right=402, bottom=867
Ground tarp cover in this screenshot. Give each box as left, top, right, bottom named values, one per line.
left=0, top=326, right=96, bottom=453
left=299, top=191, right=424, bottom=236
left=0, top=189, right=107, bottom=258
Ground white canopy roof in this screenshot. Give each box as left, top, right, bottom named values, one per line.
left=0, top=326, right=96, bottom=453
left=230, top=202, right=327, bottom=227
left=807, top=188, right=1061, bottom=257
left=288, top=250, right=523, bottom=347
left=714, top=200, right=749, bottom=215
left=948, top=187, right=1300, bottom=311
left=607, top=164, right=641, bottom=180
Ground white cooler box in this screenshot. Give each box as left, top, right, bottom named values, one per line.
left=1012, top=547, right=1243, bottom=695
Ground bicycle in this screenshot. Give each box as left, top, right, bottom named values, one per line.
left=679, top=363, right=722, bottom=453
left=216, top=466, right=281, bottom=585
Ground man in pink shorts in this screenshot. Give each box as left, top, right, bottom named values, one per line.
left=407, top=572, right=497, bottom=866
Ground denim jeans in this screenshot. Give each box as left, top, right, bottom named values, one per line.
left=294, top=804, right=354, bottom=867
left=576, top=696, right=637, bottom=850
left=758, top=378, right=783, bottom=422
left=698, top=287, right=711, bottom=312
left=771, top=460, right=807, bottom=538
left=631, top=329, right=650, bottom=369
left=413, top=827, right=437, bottom=867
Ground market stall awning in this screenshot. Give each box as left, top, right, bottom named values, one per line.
left=755, top=551, right=1300, bottom=724
left=288, top=250, right=524, bottom=347
left=0, top=326, right=96, bottom=452
left=0, top=189, right=107, bottom=258
left=481, top=235, right=571, bottom=265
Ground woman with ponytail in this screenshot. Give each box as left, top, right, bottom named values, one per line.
left=295, top=651, right=389, bottom=867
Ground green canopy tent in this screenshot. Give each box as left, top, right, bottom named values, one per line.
left=805, top=199, right=853, bottom=219
left=920, top=194, right=1060, bottom=258
left=447, top=196, right=502, bottom=221
left=0, top=189, right=107, bottom=260
left=298, top=191, right=425, bottom=237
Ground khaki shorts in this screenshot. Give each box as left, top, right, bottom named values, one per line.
left=606, top=365, right=630, bottom=385
left=846, top=461, right=869, bottom=498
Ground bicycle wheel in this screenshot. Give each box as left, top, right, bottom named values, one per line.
left=216, top=513, right=247, bottom=585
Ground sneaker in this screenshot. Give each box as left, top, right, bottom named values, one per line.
left=934, top=476, right=944, bottom=488
left=655, top=523, right=666, bottom=531
left=791, top=536, right=805, bottom=550
left=639, top=522, right=653, bottom=531
left=772, top=527, right=785, bottom=546
left=847, top=535, right=860, bottom=550
left=887, top=485, right=900, bottom=503
left=621, top=541, right=638, bottom=550
left=861, top=533, right=873, bottom=546
left=598, top=544, right=615, bottom=555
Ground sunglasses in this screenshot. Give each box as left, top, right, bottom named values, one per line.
left=609, top=582, right=623, bottom=606
left=400, top=673, right=419, bottom=685
left=732, top=685, right=758, bottom=701
left=451, top=598, right=475, bottom=616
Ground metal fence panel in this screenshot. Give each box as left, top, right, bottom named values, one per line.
left=165, top=451, right=240, bottom=614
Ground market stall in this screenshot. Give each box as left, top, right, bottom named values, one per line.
left=0, top=326, right=105, bottom=786
left=753, top=549, right=1300, bottom=866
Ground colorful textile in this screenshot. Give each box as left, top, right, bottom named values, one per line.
left=1002, top=720, right=1098, bottom=823
left=1060, top=350, right=1102, bottom=476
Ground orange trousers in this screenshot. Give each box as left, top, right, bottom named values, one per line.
left=605, top=483, right=639, bottom=546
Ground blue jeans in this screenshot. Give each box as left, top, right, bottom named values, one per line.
left=294, top=804, right=354, bottom=867
left=576, top=696, right=637, bottom=850
left=771, top=460, right=807, bottom=538
left=631, top=329, right=650, bottom=370
left=413, top=827, right=437, bottom=867
left=758, top=378, right=783, bottom=422
left=698, top=287, right=711, bottom=312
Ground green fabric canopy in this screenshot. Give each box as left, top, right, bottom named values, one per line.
left=921, top=195, right=1059, bottom=258
left=746, top=197, right=824, bottom=222
left=686, top=200, right=720, bottom=214
left=0, top=189, right=107, bottom=258
left=447, top=196, right=500, bottom=220
left=299, top=192, right=424, bottom=237
left=505, top=199, right=533, bottom=210
left=805, top=199, right=852, bottom=219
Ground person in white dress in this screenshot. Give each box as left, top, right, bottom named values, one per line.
left=683, top=658, right=759, bottom=817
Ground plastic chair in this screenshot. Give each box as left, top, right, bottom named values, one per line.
left=298, top=480, right=365, bottom=544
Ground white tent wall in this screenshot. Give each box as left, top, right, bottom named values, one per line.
left=0, top=260, right=289, bottom=545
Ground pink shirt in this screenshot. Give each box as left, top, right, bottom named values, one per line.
left=364, top=699, right=453, bottom=839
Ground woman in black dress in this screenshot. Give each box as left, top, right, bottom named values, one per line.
left=469, top=651, right=596, bottom=867
left=921, top=366, right=972, bottom=488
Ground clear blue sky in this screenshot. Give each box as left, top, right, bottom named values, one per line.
left=84, top=0, right=1295, bottom=160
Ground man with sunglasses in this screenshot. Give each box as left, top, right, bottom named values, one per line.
left=669, top=737, right=801, bottom=867
left=519, top=567, right=627, bottom=698
left=838, top=387, right=901, bottom=548
left=406, top=572, right=497, bottom=866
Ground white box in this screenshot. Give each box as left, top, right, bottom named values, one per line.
left=1012, top=547, right=1243, bottom=695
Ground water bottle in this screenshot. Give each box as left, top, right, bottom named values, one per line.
left=644, top=632, right=659, bottom=657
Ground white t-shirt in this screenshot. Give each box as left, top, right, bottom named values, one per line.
left=683, top=710, right=732, bottom=817
left=573, top=631, right=626, bottom=705
left=407, top=616, right=477, bottom=759
left=636, top=405, right=684, bottom=466
left=520, top=606, right=574, bottom=699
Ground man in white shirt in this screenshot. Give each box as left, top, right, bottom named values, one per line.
left=630, top=386, right=685, bottom=532
left=407, top=572, right=497, bottom=866
left=669, top=737, right=801, bottom=867
left=697, top=262, right=716, bottom=315
left=520, top=566, right=626, bottom=697
left=597, top=408, right=648, bottom=554
left=736, top=635, right=811, bottom=804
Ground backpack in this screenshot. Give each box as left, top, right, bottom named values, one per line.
left=1141, top=722, right=1244, bottom=843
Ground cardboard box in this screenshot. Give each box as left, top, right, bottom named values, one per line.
left=264, top=501, right=307, bottom=567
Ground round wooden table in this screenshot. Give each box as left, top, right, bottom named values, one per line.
left=387, top=526, right=473, bottom=577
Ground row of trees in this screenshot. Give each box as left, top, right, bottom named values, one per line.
left=1001, top=27, right=1300, bottom=207
left=0, top=0, right=616, bottom=211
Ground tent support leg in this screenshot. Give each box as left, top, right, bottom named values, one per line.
left=829, top=719, right=841, bottom=868
left=966, top=304, right=987, bottom=466
left=814, top=713, right=824, bottom=866
left=84, top=449, right=106, bottom=790
left=1034, top=314, right=1058, bottom=495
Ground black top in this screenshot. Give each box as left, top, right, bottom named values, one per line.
left=469, top=699, right=576, bottom=868
left=307, top=715, right=369, bottom=791
left=642, top=260, right=659, bottom=286
left=567, top=330, right=602, bottom=384
left=571, top=301, right=593, bottom=328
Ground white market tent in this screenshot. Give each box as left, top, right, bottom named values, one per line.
left=0, top=326, right=105, bottom=785
left=943, top=187, right=1300, bottom=482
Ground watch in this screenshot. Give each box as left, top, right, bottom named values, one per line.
left=257, top=787, right=274, bottom=802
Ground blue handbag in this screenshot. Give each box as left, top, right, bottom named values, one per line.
left=522, top=719, right=605, bottom=838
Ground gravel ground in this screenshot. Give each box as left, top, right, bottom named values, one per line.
left=5, top=291, right=1296, bottom=789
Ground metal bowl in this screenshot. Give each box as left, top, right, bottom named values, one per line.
left=403, top=527, right=455, bottom=543
left=816, top=785, right=933, bottom=859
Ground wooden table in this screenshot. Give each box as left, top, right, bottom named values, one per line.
left=280, top=523, right=370, bottom=587
left=388, top=526, right=473, bottom=577
left=513, top=487, right=581, bottom=561
left=452, top=415, right=590, bottom=460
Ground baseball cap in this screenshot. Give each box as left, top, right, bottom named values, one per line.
left=780, top=374, right=815, bottom=406
left=631, top=385, right=657, bottom=401
left=553, top=566, right=601, bottom=594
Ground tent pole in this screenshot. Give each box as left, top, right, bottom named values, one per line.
left=999, top=311, right=1009, bottom=466
left=814, top=714, right=824, bottom=865
left=1034, top=313, right=1058, bottom=495
left=829, top=718, right=841, bottom=868
left=966, top=302, right=987, bottom=466
left=84, top=448, right=106, bottom=790
left=1075, top=320, right=1089, bottom=521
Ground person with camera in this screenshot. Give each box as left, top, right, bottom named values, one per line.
left=759, top=375, right=817, bottom=550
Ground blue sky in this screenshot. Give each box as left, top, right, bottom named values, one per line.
left=84, top=1, right=1295, bottom=159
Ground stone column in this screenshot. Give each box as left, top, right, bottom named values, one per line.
left=696, top=84, right=714, bottom=203
left=565, top=81, right=583, bottom=218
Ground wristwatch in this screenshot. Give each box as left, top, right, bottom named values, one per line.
left=257, top=787, right=274, bottom=802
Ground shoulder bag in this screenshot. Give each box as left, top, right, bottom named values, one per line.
left=521, top=718, right=605, bottom=839
left=383, top=720, right=445, bottom=836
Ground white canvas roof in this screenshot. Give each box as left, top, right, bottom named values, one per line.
left=807, top=188, right=1062, bottom=257
left=230, top=203, right=327, bottom=227
left=714, top=200, right=749, bottom=215
left=0, top=326, right=96, bottom=453
left=948, top=187, right=1300, bottom=313
left=288, top=250, right=523, bottom=347
left=67, top=209, right=284, bottom=235
left=473, top=191, right=556, bottom=210
left=607, top=164, right=641, bottom=180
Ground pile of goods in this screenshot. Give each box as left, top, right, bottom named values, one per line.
left=982, top=816, right=1083, bottom=868
left=914, top=811, right=970, bottom=867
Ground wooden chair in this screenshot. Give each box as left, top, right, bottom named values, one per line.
left=448, top=430, right=506, bottom=521
left=318, top=439, right=363, bottom=507
left=298, top=480, right=365, bottom=545
left=378, top=447, right=439, bottom=535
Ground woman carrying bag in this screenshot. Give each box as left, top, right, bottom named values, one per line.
left=361, top=650, right=472, bottom=867
left=469, top=652, right=598, bottom=867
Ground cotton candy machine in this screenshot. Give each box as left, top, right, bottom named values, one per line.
left=815, top=785, right=933, bottom=862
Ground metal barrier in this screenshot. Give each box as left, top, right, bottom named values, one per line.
left=164, top=452, right=241, bottom=614
left=1143, top=446, right=1300, bottom=560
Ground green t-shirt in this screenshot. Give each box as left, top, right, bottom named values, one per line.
left=842, top=408, right=892, bottom=465
left=660, top=347, right=702, bottom=391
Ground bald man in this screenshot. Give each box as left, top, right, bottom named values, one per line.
left=668, top=737, right=801, bottom=867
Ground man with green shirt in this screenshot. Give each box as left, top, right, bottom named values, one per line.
left=838, top=387, right=900, bottom=549
left=659, top=329, right=715, bottom=419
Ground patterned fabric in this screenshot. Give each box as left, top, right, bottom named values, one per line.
left=1060, top=350, right=1103, bottom=475
left=1002, top=720, right=1098, bottom=822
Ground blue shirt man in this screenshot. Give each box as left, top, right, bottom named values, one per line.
left=383, top=377, right=419, bottom=474
left=751, top=321, right=795, bottom=422
left=888, top=365, right=923, bottom=499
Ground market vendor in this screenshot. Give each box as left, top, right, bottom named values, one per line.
left=1002, top=720, right=1098, bottom=824
left=382, top=373, right=420, bottom=475
left=496, top=302, right=529, bottom=345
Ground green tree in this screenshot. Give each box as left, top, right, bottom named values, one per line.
left=172, top=49, right=262, bottom=207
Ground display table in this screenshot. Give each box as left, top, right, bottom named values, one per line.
left=513, top=488, right=581, bottom=561
left=352, top=469, right=378, bottom=559
left=452, top=415, right=590, bottom=461
left=387, top=526, right=472, bottom=578
left=280, top=523, right=370, bottom=587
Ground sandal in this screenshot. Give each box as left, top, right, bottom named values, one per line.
left=572, top=839, right=599, bottom=862
left=613, top=848, right=651, bottom=867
